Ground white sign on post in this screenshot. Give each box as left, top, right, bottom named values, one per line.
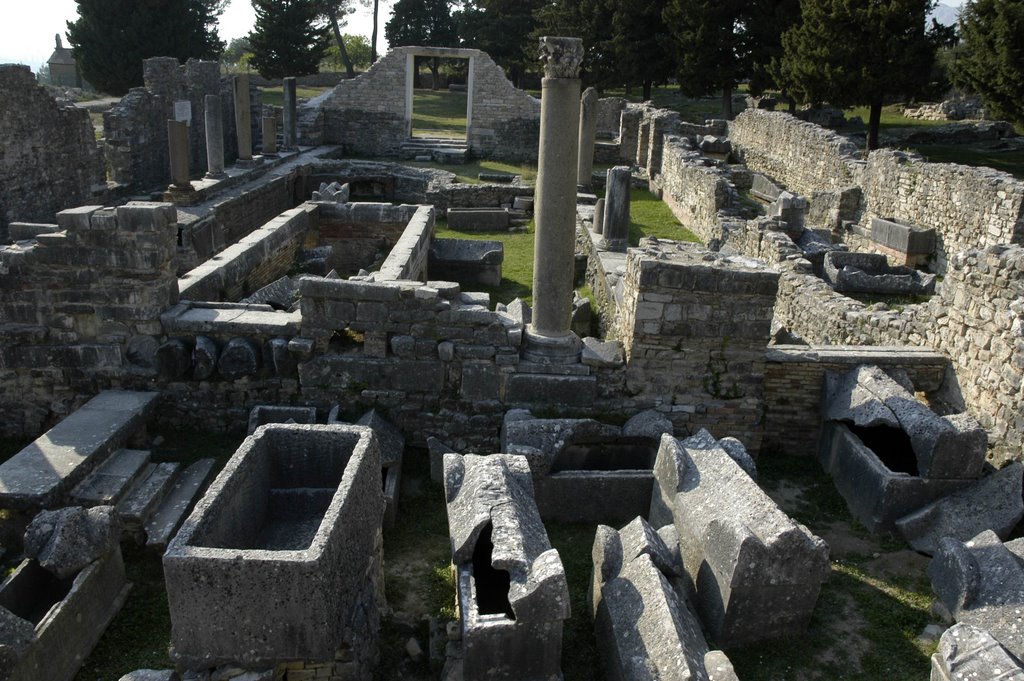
left=174, top=100, right=192, bottom=125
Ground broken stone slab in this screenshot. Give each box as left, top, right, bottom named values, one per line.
left=824, top=365, right=988, bottom=480
left=580, top=337, right=623, bottom=368
left=427, top=436, right=457, bottom=484
left=698, top=135, right=731, bottom=155
left=898, top=462, right=1024, bottom=555
left=240, top=276, right=297, bottom=309
left=500, top=409, right=621, bottom=479
left=217, top=337, right=261, bottom=380
left=0, top=606, right=36, bottom=676
left=930, top=623, right=1024, bottom=681
left=119, top=671, right=180, bottom=681
left=622, top=409, right=673, bottom=441
left=651, top=430, right=830, bottom=646
left=822, top=250, right=936, bottom=296
left=929, top=530, right=1024, bottom=659
left=591, top=516, right=724, bottom=681
left=0, top=390, right=160, bottom=510
left=247, top=405, right=317, bottom=436
left=71, top=449, right=152, bottom=506
left=23, top=505, right=120, bottom=579
left=145, top=458, right=216, bottom=550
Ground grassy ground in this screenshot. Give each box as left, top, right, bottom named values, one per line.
left=403, top=159, right=539, bottom=185
left=412, top=88, right=468, bottom=139
left=842, top=104, right=951, bottom=131
left=915, top=143, right=1024, bottom=179
left=259, top=85, right=331, bottom=108
left=433, top=186, right=697, bottom=307
left=73, top=428, right=244, bottom=681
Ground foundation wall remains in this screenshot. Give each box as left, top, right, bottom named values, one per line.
left=0, top=65, right=105, bottom=229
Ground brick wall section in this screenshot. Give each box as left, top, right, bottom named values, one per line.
left=314, top=46, right=540, bottom=160
left=0, top=202, right=178, bottom=434
left=0, top=65, right=104, bottom=228
left=861, top=150, right=1024, bottom=274
left=178, top=205, right=315, bottom=301
left=728, top=110, right=861, bottom=196
left=612, top=240, right=779, bottom=451
left=763, top=345, right=949, bottom=455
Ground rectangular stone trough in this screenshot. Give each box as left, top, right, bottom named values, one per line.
left=428, top=237, right=504, bottom=288
left=0, top=549, right=130, bottom=681
left=163, top=424, right=384, bottom=669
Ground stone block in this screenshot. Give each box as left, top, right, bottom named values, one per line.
left=930, top=623, right=1024, bottom=681
left=446, top=208, right=510, bottom=231
left=247, top=405, right=318, bottom=435
left=164, top=424, right=384, bottom=668
left=870, top=216, right=936, bottom=256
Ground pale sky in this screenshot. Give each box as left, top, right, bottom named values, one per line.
left=1, top=0, right=964, bottom=73
left=0, top=0, right=392, bottom=70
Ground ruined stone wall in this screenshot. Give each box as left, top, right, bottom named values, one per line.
left=104, top=58, right=238, bottom=191
left=652, top=136, right=736, bottom=240
left=0, top=65, right=104, bottom=228
left=315, top=46, right=540, bottom=161
left=316, top=202, right=424, bottom=276
left=596, top=97, right=628, bottom=135
left=728, top=110, right=861, bottom=197
left=611, top=240, right=779, bottom=451
left=860, top=150, right=1024, bottom=274
left=0, top=203, right=179, bottom=434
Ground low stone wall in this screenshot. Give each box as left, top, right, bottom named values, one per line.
left=178, top=204, right=315, bottom=301
left=376, top=205, right=435, bottom=281
left=0, top=65, right=105, bottom=229
left=652, top=136, right=737, bottom=238
left=316, top=202, right=423, bottom=276
left=860, top=150, right=1024, bottom=274
left=728, top=110, right=861, bottom=197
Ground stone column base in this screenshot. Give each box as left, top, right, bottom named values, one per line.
left=235, top=156, right=264, bottom=169
left=522, top=327, right=583, bottom=365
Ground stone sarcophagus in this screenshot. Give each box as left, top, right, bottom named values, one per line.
left=444, top=453, right=570, bottom=681
left=163, top=424, right=385, bottom=670
left=651, top=430, right=830, bottom=647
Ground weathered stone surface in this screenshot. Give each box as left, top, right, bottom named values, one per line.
left=823, top=251, right=936, bottom=296
left=164, top=424, right=384, bottom=668
left=600, top=166, right=631, bottom=252
left=898, top=462, right=1024, bottom=555
left=501, top=410, right=620, bottom=478
left=929, top=530, right=1024, bottom=659
left=217, top=337, right=261, bottom=380
left=444, top=452, right=569, bottom=681
left=192, top=336, right=218, bottom=380
left=264, top=337, right=297, bottom=377
left=577, top=87, right=599, bottom=188
left=24, top=505, right=119, bottom=579
left=580, top=337, right=623, bottom=368
left=157, top=339, right=192, bottom=379
left=119, top=671, right=180, bottom=681
left=247, top=405, right=317, bottom=436
left=930, top=623, right=1024, bottom=681
left=622, top=410, right=673, bottom=440
left=0, top=606, right=36, bottom=675
left=653, top=431, right=829, bottom=646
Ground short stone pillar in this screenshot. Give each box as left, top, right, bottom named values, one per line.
left=600, top=166, right=631, bottom=252
left=203, top=94, right=226, bottom=179
left=592, top=197, right=605, bottom=235
left=525, top=36, right=584, bottom=363
left=167, top=119, right=194, bottom=193
left=233, top=74, right=253, bottom=163
left=261, top=116, right=277, bottom=156
left=577, top=86, right=598, bottom=189
left=282, top=77, right=297, bottom=149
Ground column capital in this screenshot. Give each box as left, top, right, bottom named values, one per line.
left=538, top=37, right=583, bottom=79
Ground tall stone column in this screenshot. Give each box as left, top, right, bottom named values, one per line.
left=262, top=116, right=278, bottom=156
left=282, top=77, right=297, bottom=149
left=592, top=197, right=605, bottom=235
left=577, top=86, right=598, bottom=189
left=525, top=36, right=584, bottom=362
left=600, top=166, right=631, bottom=252
left=233, top=74, right=253, bottom=163
left=203, top=94, right=226, bottom=179
left=167, top=119, right=193, bottom=192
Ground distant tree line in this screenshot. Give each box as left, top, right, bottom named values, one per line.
left=65, top=0, right=1024, bottom=144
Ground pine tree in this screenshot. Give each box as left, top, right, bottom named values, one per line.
left=386, top=0, right=458, bottom=88
left=612, top=0, right=675, bottom=101
left=774, top=0, right=937, bottom=149
left=248, top=0, right=331, bottom=80
left=951, top=0, right=1024, bottom=127
left=66, top=0, right=225, bottom=96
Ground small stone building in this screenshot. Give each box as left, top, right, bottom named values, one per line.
left=47, top=35, right=81, bottom=88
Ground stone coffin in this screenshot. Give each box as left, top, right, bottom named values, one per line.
left=0, top=548, right=130, bottom=681
left=501, top=409, right=672, bottom=524
left=428, top=238, right=504, bottom=288
left=591, top=516, right=737, bottom=681
left=164, top=424, right=384, bottom=669
left=930, top=623, right=1024, bottom=681
left=651, top=430, right=829, bottom=646
left=444, top=453, right=570, bottom=681
left=929, top=530, right=1024, bottom=660
left=870, top=216, right=936, bottom=258
left=822, top=251, right=936, bottom=296
left=328, top=407, right=404, bottom=528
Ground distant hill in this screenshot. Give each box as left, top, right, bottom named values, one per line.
left=929, top=3, right=960, bottom=26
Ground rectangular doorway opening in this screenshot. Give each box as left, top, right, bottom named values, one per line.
left=411, top=56, right=470, bottom=140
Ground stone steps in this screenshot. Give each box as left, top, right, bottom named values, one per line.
left=117, top=461, right=181, bottom=538
left=70, top=448, right=152, bottom=506
left=400, top=137, right=469, bottom=164
left=145, top=458, right=217, bottom=550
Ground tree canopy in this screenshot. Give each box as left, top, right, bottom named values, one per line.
left=458, top=0, right=544, bottom=86
left=385, top=0, right=458, bottom=48
left=774, top=0, right=938, bottom=149
left=66, top=0, right=226, bottom=96
left=248, top=0, right=331, bottom=80
left=951, top=0, right=1024, bottom=127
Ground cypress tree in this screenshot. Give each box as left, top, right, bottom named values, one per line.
left=248, top=0, right=331, bottom=80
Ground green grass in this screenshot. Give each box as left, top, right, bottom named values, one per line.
left=915, top=143, right=1024, bottom=179
left=546, top=522, right=602, bottom=681
left=626, top=186, right=701, bottom=244
left=402, top=158, right=539, bottom=184
left=259, top=85, right=331, bottom=108
left=843, top=104, right=951, bottom=131
left=412, top=88, right=468, bottom=139
left=434, top=221, right=536, bottom=305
